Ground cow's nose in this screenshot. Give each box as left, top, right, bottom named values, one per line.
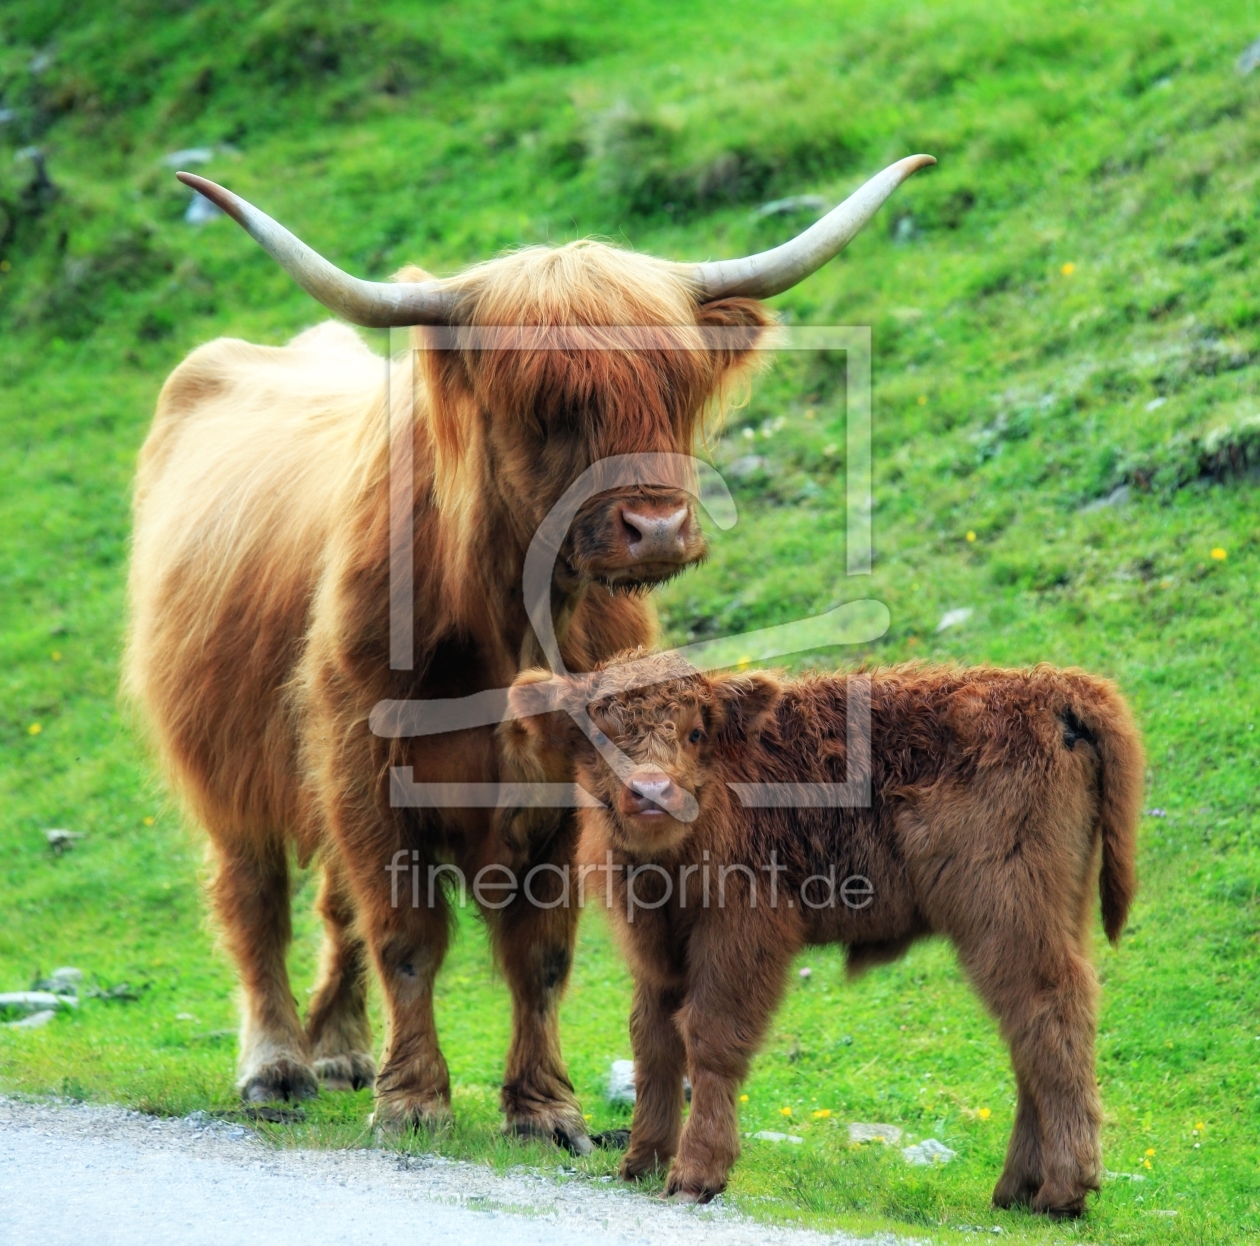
left=618, top=505, right=691, bottom=562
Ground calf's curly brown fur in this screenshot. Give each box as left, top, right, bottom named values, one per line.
left=507, top=653, right=1142, bottom=1215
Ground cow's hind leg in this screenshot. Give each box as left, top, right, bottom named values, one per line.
left=306, top=858, right=376, bottom=1091
left=488, top=864, right=590, bottom=1155
left=211, top=838, right=318, bottom=1103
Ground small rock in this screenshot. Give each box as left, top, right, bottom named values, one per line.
left=6, top=1009, right=56, bottom=1029
left=727, top=454, right=770, bottom=480
left=607, top=1059, right=636, bottom=1105
left=1238, top=37, right=1260, bottom=75
left=50, top=967, right=83, bottom=987
left=935, top=607, right=973, bottom=633
left=902, top=1137, right=957, bottom=1166
left=755, top=194, right=826, bottom=219
left=1080, top=484, right=1131, bottom=513
left=1145, top=808, right=1167, bottom=818
left=45, top=829, right=86, bottom=855
left=848, top=1122, right=903, bottom=1145
left=162, top=147, right=215, bottom=168
left=0, top=991, right=76, bottom=1012
left=751, top=1130, right=803, bottom=1144
left=185, top=192, right=224, bottom=225
left=1103, top=1168, right=1146, bottom=1182
left=1145, top=396, right=1167, bottom=411
left=798, top=966, right=812, bottom=980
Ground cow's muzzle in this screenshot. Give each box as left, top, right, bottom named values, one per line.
left=571, top=491, right=705, bottom=588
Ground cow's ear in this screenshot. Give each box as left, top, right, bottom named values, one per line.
left=697, top=298, right=776, bottom=373
left=708, top=671, right=782, bottom=744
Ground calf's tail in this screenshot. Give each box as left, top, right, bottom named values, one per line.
left=1058, top=675, right=1144, bottom=944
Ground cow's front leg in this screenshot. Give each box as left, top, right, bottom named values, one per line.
left=360, top=859, right=453, bottom=1130
left=486, top=846, right=590, bottom=1155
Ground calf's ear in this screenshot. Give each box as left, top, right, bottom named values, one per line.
left=501, top=670, right=584, bottom=760
left=709, top=671, right=782, bottom=744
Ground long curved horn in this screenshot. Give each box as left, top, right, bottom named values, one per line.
left=688, top=154, right=935, bottom=301
left=176, top=172, right=459, bottom=327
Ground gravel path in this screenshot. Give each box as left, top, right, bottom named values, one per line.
left=0, top=1097, right=907, bottom=1246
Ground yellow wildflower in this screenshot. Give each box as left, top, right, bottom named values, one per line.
left=918, top=395, right=928, bottom=406
left=780, top=1106, right=792, bottom=1117
left=739, top=1094, right=749, bottom=1103
left=1061, top=262, right=1076, bottom=276
left=28, top=723, right=42, bottom=736
left=51, top=651, right=62, bottom=662
left=966, top=530, right=977, bottom=542
left=1145, top=1148, right=1156, bottom=1157
left=1195, top=1121, right=1205, bottom=1131
left=977, top=1107, right=991, bottom=1121
left=1210, top=548, right=1226, bottom=561
left=812, top=1109, right=831, bottom=1120
left=144, top=816, right=155, bottom=826
left=736, top=655, right=752, bottom=671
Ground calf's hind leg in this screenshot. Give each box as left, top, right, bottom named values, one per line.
left=972, top=945, right=1102, bottom=1218
left=211, top=837, right=318, bottom=1103
left=306, top=858, right=377, bottom=1091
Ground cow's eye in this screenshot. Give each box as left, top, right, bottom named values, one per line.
left=688, top=727, right=703, bottom=744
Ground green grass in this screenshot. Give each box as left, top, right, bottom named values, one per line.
left=1, top=1, right=1258, bottom=1242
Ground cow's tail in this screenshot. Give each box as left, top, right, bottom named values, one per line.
left=1057, top=673, right=1144, bottom=944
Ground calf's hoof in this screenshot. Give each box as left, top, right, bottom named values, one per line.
left=1031, top=1184, right=1088, bottom=1220
left=992, top=1172, right=1039, bottom=1210
left=239, top=1056, right=319, bottom=1104
left=314, top=1051, right=377, bottom=1092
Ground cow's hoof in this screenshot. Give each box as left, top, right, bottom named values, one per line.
left=665, top=1167, right=724, bottom=1204
left=506, top=1115, right=593, bottom=1156
left=239, top=1056, right=319, bottom=1105
left=314, top=1051, right=377, bottom=1092
left=370, top=1094, right=453, bottom=1134
left=591, top=1128, right=631, bottom=1151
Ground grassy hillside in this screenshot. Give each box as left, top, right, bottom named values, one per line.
left=1, top=2, right=1258, bottom=1243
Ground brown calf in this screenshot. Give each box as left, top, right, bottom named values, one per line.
left=506, top=652, right=1142, bottom=1215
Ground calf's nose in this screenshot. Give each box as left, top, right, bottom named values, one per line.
left=619, top=771, right=681, bottom=816
left=618, top=505, right=691, bottom=562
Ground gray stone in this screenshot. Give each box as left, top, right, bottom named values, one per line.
left=185, top=193, right=224, bottom=225
left=935, top=607, right=973, bottom=633
left=847, top=1122, right=902, bottom=1145
left=607, top=1059, right=636, bottom=1105
left=5, top=1009, right=56, bottom=1030
left=45, top=829, right=86, bottom=855
left=727, top=455, right=770, bottom=480
left=0, top=991, right=76, bottom=1012
left=1080, top=484, right=1131, bottom=513
left=755, top=194, right=826, bottom=219
left=1238, top=37, right=1260, bottom=75
left=750, top=1131, right=803, bottom=1144
left=162, top=147, right=215, bottom=168
left=902, top=1137, right=956, bottom=1166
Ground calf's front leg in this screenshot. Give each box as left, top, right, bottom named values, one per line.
left=668, top=937, right=790, bottom=1202
left=621, top=980, right=686, bottom=1180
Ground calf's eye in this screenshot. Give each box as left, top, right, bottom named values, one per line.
left=688, top=727, right=703, bottom=744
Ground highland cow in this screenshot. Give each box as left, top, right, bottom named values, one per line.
left=506, top=652, right=1142, bottom=1211
left=125, top=157, right=932, bottom=1148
